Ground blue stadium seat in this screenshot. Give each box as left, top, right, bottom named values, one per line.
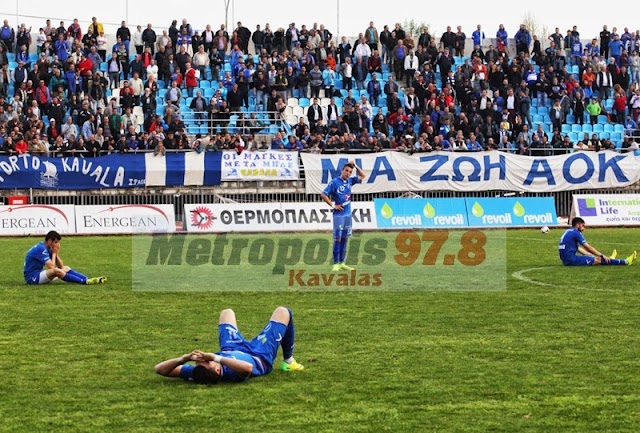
left=599, top=132, right=610, bottom=140
left=200, top=80, right=211, bottom=89
left=531, top=98, right=538, bottom=107
left=537, top=107, right=547, bottom=115
left=561, top=124, right=571, bottom=133
left=187, top=125, right=199, bottom=134
left=614, top=124, right=624, bottom=133
left=571, top=65, right=579, bottom=75
left=566, top=114, right=575, bottom=124
left=593, top=123, right=604, bottom=133
left=298, top=98, right=310, bottom=107
left=610, top=132, right=622, bottom=142
left=604, top=124, right=614, bottom=133
left=6, top=53, right=15, bottom=62
left=569, top=132, right=579, bottom=142
left=598, top=115, right=608, bottom=124
left=8, top=61, right=17, bottom=69
left=582, top=124, right=593, bottom=133
left=533, top=115, right=543, bottom=123
left=571, top=124, right=581, bottom=133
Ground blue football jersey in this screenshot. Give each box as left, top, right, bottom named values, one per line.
left=179, top=350, right=267, bottom=383
left=558, top=228, right=587, bottom=258
left=24, top=242, right=51, bottom=278
left=323, top=176, right=359, bottom=216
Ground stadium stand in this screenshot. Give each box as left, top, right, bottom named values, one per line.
left=0, top=17, right=639, bottom=156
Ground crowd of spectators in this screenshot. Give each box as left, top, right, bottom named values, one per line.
left=0, top=16, right=640, bottom=157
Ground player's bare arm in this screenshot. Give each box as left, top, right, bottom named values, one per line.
left=192, top=350, right=253, bottom=378
left=582, top=242, right=610, bottom=262
left=349, top=160, right=367, bottom=181
left=321, top=192, right=341, bottom=211
left=52, top=243, right=64, bottom=268
left=154, top=352, right=194, bottom=377
left=577, top=246, right=593, bottom=257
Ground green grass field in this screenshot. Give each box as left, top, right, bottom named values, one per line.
left=1, top=228, right=640, bottom=433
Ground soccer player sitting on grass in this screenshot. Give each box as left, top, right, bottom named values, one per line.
left=23, top=231, right=107, bottom=285
left=558, top=217, right=636, bottom=266
left=320, top=160, right=367, bottom=272
left=155, top=306, right=304, bottom=384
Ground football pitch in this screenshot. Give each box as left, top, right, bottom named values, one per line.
left=1, top=228, right=640, bottom=433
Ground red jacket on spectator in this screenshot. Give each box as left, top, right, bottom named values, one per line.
left=142, top=51, right=153, bottom=68
left=368, top=55, right=381, bottom=72
left=614, top=95, right=627, bottom=112
left=15, top=139, right=28, bottom=154
left=78, top=58, right=94, bottom=77
left=184, top=67, right=198, bottom=88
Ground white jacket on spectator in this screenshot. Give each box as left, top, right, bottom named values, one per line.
left=404, top=54, right=419, bottom=71
left=193, top=52, right=210, bottom=67
left=354, top=43, right=371, bottom=60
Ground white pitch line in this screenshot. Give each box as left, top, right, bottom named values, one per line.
left=511, top=267, right=625, bottom=293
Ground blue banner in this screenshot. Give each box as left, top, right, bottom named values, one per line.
left=0, top=153, right=221, bottom=190
left=374, top=198, right=468, bottom=228
left=465, top=197, right=557, bottom=227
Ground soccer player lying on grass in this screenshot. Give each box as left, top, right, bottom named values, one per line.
left=558, top=217, right=636, bottom=266
left=155, top=306, right=304, bottom=384
left=320, top=160, right=367, bottom=272
left=23, top=230, right=107, bottom=285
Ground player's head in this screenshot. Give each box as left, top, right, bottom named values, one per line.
left=191, top=362, right=222, bottom=384
left=44, top=230, right=61, bottom=247
left=571, top=217, right=586, bottom=231
left=341, top=163, right=354, bottom=180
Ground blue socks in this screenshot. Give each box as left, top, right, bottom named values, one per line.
left=339, top=238, right=349, bottom=263
left=333, top=238, right=342, bottom=264
left=281, top=308, right=295, bottom=360
left=62, top=269, right=88, bottom=284
left=601, top=258, right=627, bottom=266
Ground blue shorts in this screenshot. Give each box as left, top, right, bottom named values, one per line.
left=218, top=320, right=287, bottom=371
left=560, top=254, right=596, bottom=266
left=333, top=213, right=352, bottom=239
left=25, top=271, right=53, bottom=285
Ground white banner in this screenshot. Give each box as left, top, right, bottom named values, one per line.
left=0, top=205, right=75, bottom=236
left=75, top=205, right=176, bottom=234
left=184, top=202, right=377, bottom=232
left=572, top=194, right=640, bottom=226
left=301, top=151, right=640, bottom=194
left=221, top=150, right=300, bottom=181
